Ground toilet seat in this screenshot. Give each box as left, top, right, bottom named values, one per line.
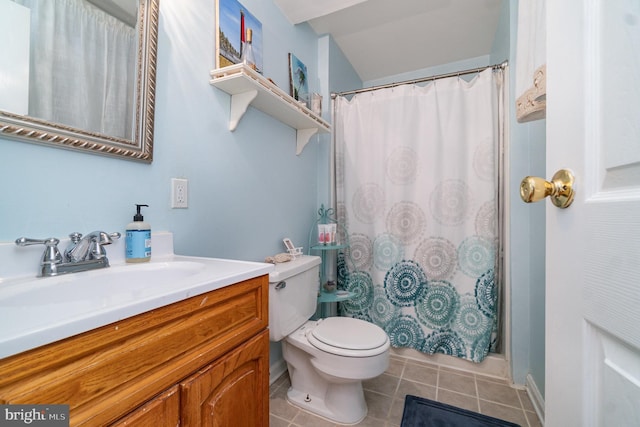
left=306, top=317, right=389, bottom=357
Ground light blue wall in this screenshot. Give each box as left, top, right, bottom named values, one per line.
left=269, top=34, right=362, bottom=375
left=490, top=0, right=510, bottom=64
left=1, top=0, right=546, bottom=393
left=363, top=55, right=492, bottom=88
left=0, top=0, right=346, bottom=381
left=0, top=0, right=323, bottom=263
left=503, top=0, right=546, bottom=394
left=527, top=121, right=545, bottom=395
left=315, top=34, right=362, bottom=207
left=325, top=36, right=362, bottom=94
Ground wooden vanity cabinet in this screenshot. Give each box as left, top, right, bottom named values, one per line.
left=0, top=275, right=269, bottom=427
left=111, top=386, right=180, bottom=426
left=180, top=331, right=269, bottom=426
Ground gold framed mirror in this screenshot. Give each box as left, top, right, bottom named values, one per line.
left=0, top=0, right=159, bottom=163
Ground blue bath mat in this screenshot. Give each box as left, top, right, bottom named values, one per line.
left=401, top=395, right=520, bottom=427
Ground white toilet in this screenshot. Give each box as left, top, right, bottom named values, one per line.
left=269, top=255, right=390, bottom=425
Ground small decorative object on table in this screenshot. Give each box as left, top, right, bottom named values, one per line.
left=323, top=280, right=337, bottom=293
left=317, top=223, right=337, bottom=246
left=308, top=205, right=356, bottom=317
left=240, top=28, right=257, bottom=71
left=311, top=93, right=322, bottom=116
left=283, top=237, right=303, bottom=259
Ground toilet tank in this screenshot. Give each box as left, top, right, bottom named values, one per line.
left=268, top=255, right=321, bottom=341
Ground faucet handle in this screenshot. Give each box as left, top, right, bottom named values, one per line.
left=15, top=237, right=59, bottom=247
left=88, top=231, right=121, bottom=260
left=15, top=237, right=63, bottom=265
left=98, top=231, right=121, bottom=245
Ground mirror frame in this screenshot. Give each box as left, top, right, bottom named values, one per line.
left=0, top=0, right=160, bottom=163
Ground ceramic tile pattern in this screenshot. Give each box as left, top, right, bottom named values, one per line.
left=269, top=355, right=543, bottom=427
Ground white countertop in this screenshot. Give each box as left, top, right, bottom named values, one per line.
left=0, top=232, right=273, bottom=359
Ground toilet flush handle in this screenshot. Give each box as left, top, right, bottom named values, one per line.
left=275, top=281, right=286, bottom=290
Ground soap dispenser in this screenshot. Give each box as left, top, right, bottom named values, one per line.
left=126, top=204, right=151, bottom=263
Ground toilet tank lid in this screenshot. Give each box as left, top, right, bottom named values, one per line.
left=268, top=255, right=321, bottom=282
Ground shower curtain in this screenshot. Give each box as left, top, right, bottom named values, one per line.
left=14, top=0, right=136, bottom=139
left=334, top=68, right=504, bottom=363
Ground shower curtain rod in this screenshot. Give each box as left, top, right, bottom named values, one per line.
left=331, top=61, right=508, bottom=98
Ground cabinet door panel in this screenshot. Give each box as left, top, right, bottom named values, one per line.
left=181, top=330, right=269, bottom=427
left=110, top=386, right=179, bottom=427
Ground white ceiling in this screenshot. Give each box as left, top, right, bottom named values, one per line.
left=275, top=0, right=504, bottom=82
left=87, top=0, right=138, bottom=27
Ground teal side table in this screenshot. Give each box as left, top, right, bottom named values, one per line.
left=308, top=205, right=356, bottom=318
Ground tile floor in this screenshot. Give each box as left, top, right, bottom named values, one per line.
left=269, top=355, right=543, bottom=427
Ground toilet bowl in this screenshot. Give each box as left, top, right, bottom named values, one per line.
left=283, top=317, right=389, bottom=423
left=269, top=256, right=390, bottom=424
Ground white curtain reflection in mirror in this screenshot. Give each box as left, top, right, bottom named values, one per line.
left=12, top=0, right=136, bottom=139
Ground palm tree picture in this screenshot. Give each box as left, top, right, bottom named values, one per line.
left=288, top=53, right=309, bottom=101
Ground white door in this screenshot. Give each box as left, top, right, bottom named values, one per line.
left=546, top=1, right=640, bottom=426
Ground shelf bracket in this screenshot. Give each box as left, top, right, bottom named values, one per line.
left=296, top=128, right=319, bottom=155
left=229, top=89, right=258, bottom=131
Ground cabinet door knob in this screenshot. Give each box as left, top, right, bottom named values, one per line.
left=275, top=281, right=286, bottom=290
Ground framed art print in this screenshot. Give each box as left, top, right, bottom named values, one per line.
left=288, top=53, right=308, bottom=101
left=215, top=0, right=263, bottom=73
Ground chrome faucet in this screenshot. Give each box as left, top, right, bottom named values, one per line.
left=15, top=231, right=121, bottom=277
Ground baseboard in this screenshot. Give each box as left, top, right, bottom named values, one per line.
left=390, top=348, right=510, bottom=380
left=269, top=358, right=288, bottom=385
left=525, top=373, right=545, bottom=425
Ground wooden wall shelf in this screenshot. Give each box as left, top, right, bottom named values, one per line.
left=210, top=64, right=331, bottom=155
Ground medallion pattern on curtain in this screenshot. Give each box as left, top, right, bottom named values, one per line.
left=335, top=69, right=501, bottom=363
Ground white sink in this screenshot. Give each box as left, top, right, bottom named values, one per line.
left=0, top=233, right=273, bottom=359
left=1, top=261, right=205, bottom=309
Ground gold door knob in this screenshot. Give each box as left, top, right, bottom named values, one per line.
left=520, top=169, right=575, bottom=208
